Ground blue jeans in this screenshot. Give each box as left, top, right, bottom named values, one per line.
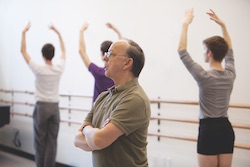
left=33, top=101, right=60, bottom=167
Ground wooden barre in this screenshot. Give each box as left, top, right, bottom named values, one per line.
left=8, top=112, right=250, bottom=150
left=10, top=110, right=250, bottom=130
left=150, top=99, right=198, bottom=105
left=0, top=89, right=92, bottom=99
left=0, top=89, right=34, bottom=95
left=1, top=89, right=250, bottom=109
left=2, top=99, right=249, bottom=130
left=151, top=116, right=250, bottom=130
left=10, top=112, right=82, bottom=125
left=60, top=106, right=89, bottom=112
left=0, top=100, right=90, bottom=112
left=150, top=99, right=250, bottom=109
left=0, top=100, right=34, bottom=106
left=148, top=132, right=197, bottom=141
left=148, top=132, right=250, bottom=150
left=2, top=99, right=250, bottom=116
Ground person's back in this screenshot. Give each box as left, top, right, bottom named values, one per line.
left=197, top=61, right=235, bottom=118
left=177, top=9, right=235, bottom=167
left=79, top=23, right=122, bottom=102
left=29, top=58, right=65, bottom=102
left=21, top=22, right=66, bottom=167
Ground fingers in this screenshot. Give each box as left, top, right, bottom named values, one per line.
left=106, top=22, right=112, bottom=28
left=106, top=22, right=115, bottom=29
left=80, top=22, right=89, bottom=31
left=185, top=8, right=194, bottom=15
left=209, top=9, right=215, bottom=14
left=49, top=23, right=56, bottom=31
left=26, top=22, right=31, bottom=27
left=23, top=22, right=31, bottom=32
left=206, top=9, right=217, bottom=18
left=183, top=8, right=194, bottom=24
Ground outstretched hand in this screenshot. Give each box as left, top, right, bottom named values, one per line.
left=49, top=24, right=60, bottom=34
left=183, top=8, right=194, bottom=25
left=106, top=22, right=122, bottom=39
left=23, top=22, right=31, bottom=33
left=207, top=9, right=224, bottom=26
left=80, top=22, right=89, bottom=32
left=106, top=22, right=115, bottom=29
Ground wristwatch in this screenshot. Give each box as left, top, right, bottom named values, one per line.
left=81, top=124, right=88, bottom=131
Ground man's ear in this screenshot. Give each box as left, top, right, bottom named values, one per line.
left=207, top=50, right=213, bottom=58
left=123, top=58, right=133, bottom=70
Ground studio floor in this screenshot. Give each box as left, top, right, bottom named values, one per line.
left=0, top=150, right=36, bottom=167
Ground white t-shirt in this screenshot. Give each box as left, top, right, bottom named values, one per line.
left=29, top=59, right=65, bottom=102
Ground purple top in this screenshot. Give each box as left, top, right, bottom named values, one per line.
left=89, top=63, right=114, bottom=102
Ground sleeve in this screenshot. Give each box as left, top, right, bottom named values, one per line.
left=178, top=49, right=207, bottom=82
left=224, top=49, right=235, bottom=77
left=110, top=94, right=149, bottom=136
left=28, top=59, right=41, bottom=74
left=57, top=59, right=66, bottom=72
left=88, top=63, right=105, bottom=78
left=84, top=91, right=108, bottom=123
left=84, top=108, right=94, bottom=123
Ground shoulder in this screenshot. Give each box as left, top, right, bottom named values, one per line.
left=28, top=59, right=40, bottom=69
left=89, top=63, right=102, bottom=70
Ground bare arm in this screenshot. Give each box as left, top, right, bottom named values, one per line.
left=178, top=8, right=194, bottom=51
left=74, top=131, right=93, bottom=151
left=50, top=25, right=66, bottom=60
left=82, top=120, right=124, bottom=150
left=207, top=9, right=232, bottom=49
left=79, top=23, right=91, bottom=68
left=106, top=23, right=122, bottom=39
left=74, top=121, right=93, bottom=151
left=20, top=22, right=31, bottom=64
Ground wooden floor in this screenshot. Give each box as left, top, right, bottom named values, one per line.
left=0, top=150, right=36, bottom=167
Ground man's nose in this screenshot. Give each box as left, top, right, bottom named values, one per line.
left=103, top=55, right=109, bottom=62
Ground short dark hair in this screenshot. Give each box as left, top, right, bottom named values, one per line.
left=100, top=41, right=112, bottom=55
left=203, top=36, right=229, bottom=62
left=41, top=43, right=55, bottom=60
left=125, top=39, right=145, bottom=77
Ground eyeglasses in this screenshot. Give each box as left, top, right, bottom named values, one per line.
left=104, top=51, right=129, bottom=59
left=104, top=51, right=112, bottom=58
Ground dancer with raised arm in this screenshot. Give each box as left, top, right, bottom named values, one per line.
left=21, top=22, right=66, bottom=167
left=178, top=9, right=235, bottom=167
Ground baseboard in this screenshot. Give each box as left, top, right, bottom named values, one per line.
left=0, top=144, right=74, bottom=167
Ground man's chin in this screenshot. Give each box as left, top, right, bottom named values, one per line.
left=104, top=71, right=109, bottom=77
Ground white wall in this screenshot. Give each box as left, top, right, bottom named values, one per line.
left=0, top=0, right=250, bottom=167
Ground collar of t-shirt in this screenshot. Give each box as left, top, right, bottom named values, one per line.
left=108, top=78, right=138, bottom=94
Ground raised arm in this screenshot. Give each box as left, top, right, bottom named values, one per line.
left=106, top=23, right=122, bottom=39
left=79, top=23, right=91, bottom=68
left=50, top=24, right=66, bottom=60
left=207, top=9, right=232, bottom=49
left=21, top=22, right=31, bottom=64
left=178, top=8, right=194, bottom=51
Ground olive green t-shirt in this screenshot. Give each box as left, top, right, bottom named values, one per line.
left=85, top=78, right=151, bottom=167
